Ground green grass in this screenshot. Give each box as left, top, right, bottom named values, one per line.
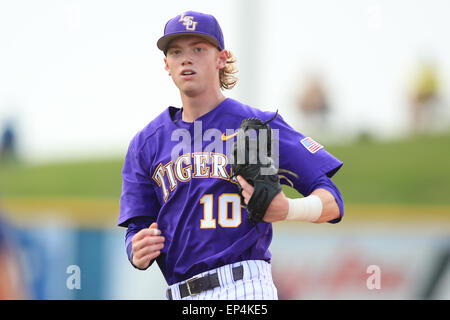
left=0, top=159, right=124, bottom=199
left=1, top=133, right=450, bottom=205
left=325, top=133, right=450, bottom=205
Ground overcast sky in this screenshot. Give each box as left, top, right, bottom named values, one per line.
left=1, top=0, right=449, bottom=163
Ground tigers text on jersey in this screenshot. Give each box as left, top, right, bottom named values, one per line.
left=118, top=98, right=343, bottom=285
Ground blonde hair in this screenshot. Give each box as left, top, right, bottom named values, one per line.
left=219, top=50, right=238, bottom=90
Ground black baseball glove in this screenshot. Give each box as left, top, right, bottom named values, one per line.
left=230, top=111, right=287, bottom=227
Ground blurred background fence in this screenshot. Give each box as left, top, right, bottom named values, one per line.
left=1, top=0, right=449, bottom=299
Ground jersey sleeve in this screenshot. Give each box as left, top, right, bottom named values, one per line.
left=305, top=175, right=344, bottom=223
left=270, top=113, right=343, bottom=197
left=118, top=135, right=160, bottom=227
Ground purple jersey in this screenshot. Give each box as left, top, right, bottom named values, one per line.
left=118, top=98, right=343, bottom=285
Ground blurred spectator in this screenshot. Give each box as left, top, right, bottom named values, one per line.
left=0, top=120, right=17, bottom=162
left=297, top=75, right=330, bottom=137
left=409, top=58, right=443, bottom=135
left=0, top=212, right=27, bottom=299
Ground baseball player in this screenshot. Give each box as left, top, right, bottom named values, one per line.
left=118, top=11, right=344, bottom=300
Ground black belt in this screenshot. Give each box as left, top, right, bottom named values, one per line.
left=167, top=265, right=244, bottom=300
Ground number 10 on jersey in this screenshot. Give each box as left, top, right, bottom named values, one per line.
left=200, top=194, right=242, bottom=228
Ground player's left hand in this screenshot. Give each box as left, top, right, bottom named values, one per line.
left=237, top=175, right=289, bottom=223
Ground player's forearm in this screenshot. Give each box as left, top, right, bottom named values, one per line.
left=310, top=188, right=341, bottom=223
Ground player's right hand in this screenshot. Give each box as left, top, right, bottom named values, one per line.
left=131, top=222, right=165, bottom=269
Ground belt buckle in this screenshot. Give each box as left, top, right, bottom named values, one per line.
left=186, top=275, right=201, bottom=296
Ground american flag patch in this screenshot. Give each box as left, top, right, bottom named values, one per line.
left=300, top=137, right=323, bottom=153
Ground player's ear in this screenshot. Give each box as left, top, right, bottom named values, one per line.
left=164, top=57, right=170, bottom=74
left=217, top=49, right=228, bottom=70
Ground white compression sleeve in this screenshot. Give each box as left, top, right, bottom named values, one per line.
left=286, top=195, right=323, bottom=222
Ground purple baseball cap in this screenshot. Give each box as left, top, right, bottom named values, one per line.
left=157, top=11, right=225, bottom=54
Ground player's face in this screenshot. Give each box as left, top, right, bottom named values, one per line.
left=164, top=36, right=227, bottom=97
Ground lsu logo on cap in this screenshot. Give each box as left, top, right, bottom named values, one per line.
left=179, top=13, right=198, bottom=31
left=300, top=137, right=323, bottom=154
